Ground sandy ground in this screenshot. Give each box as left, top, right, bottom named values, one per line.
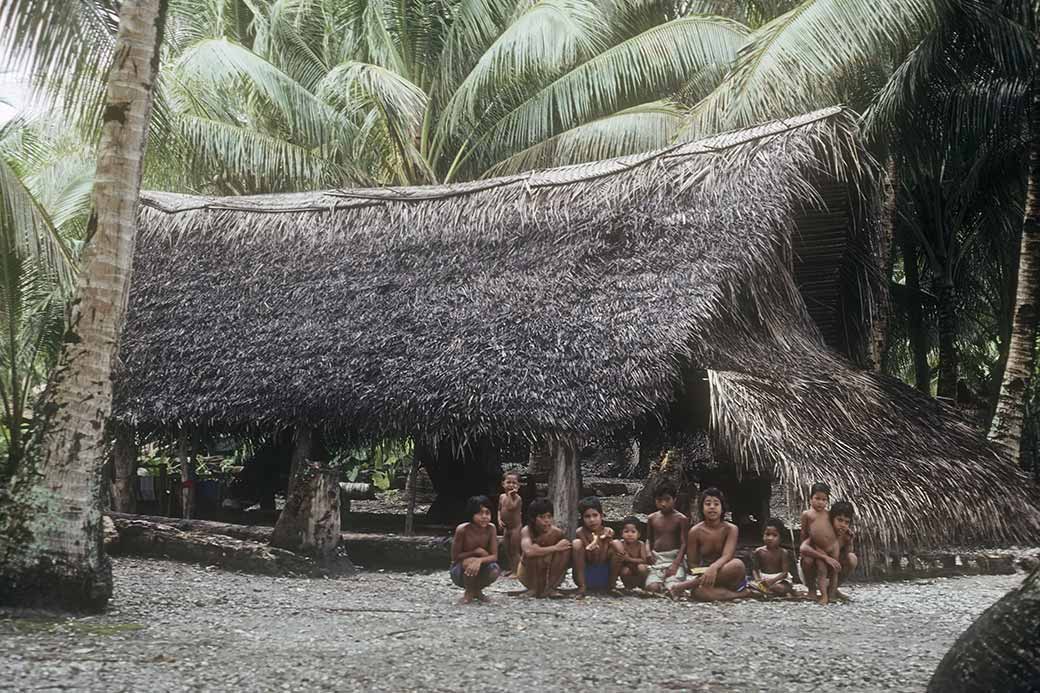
left=0, top=558, right=1021, bottom=693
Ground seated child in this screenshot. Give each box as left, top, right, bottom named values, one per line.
left=751, top=518, right=793, bottom=597
left=644, top=483, right=689, bottom=593
left=497, top=471, right=523, bottom=575
left=669, top=487, right=752, bottom=601
left=612, top=516, right=651, bottom=590
left=517, top=497, right=572, bottom=598
left=450, top=495, right=501, bottom=604
left=800, top=499, right=857, bottom=604
left=572, top=496, right=620, bottom=597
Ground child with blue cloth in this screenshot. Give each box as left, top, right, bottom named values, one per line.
left=450, top=495, right=501, bottom=604
left=571, top=496, right=622, bottom=598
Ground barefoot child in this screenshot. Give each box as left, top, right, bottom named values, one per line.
left=644, top=484, right=689, bottom=594
left=612, top=516, right=651, bottom=590
left=800, top=500, right=857, bottom=603
left=752, top=518, right=793, bottom=597
left=498, top=472, right=523, bottom=575
left=517, top=497, right=572, bottom=598
left=669, top=487, right=752, bottom=601
left=572, top=496, right=621, bottom=597
left=799, top=482, right=840, bottom=604
left=450, top=495, right=501, bottom=603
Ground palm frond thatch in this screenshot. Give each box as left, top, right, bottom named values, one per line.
left=113, top=106, right=1040, bottom=549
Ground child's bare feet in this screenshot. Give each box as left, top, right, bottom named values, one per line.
left=574, top=589, right=586, bottom=600
left=475, top=592, right=491, bottom=603
left=817, top=593, right=830, bottom=605
left=545, top=589, right=566, bottom=599
left=459, top=593, right=476, bottom=604
left=833, top=589, right=850, bottom=602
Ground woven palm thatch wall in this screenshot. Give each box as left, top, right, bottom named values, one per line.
left=113, top=107, right=1040, bottom=548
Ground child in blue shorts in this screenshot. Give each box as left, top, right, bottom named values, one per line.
left=450, top=495, right=501, bottom=603
left=571, top=496, right=621, bottom=598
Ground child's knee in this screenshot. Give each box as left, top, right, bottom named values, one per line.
left=637, top=564, right=650, bottom=575
left=571, top=539, right=584, bottom=552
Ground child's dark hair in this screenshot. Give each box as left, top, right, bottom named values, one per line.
left=526, top=497, right=554, bottom=535
left=578, top=496, right=603, bottom=518
left=810, top=482, right=831, bottom=497
left=502, top=470, right=520, bottom=481
left=765, top=517, right=786, bottom=533
left=830, top=501, right=854, bottom=521
left=465, top=495, right=491, bottom=517
left=621, top=516, right=641, bottom=534
left=654, top=483, right=677, bottom=500
left=699, top=487, right=726, bottom=518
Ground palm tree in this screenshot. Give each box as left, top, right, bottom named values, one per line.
left=0, top=0, right=167, bottom=611
left=0, top=119, right=91, bottom=475
left=149, top=0, right=750, bottom=192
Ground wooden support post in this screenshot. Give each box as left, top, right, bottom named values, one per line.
left=110, top=424, right=139, bottom=513
left=178, top=429, right=196, bottom=520
left=287, top=426, right=312, bottom=497
left=548, top=437, right=581, bottom=538
left=624, top=438, right=640, bottom=477
left=271, top=426, right=340, bottom=560
left=158, top=452, right=170, bottom=517
left=404, top=451, right=419, bottom=536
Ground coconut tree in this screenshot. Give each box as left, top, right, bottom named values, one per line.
left=148, top=0, right=750, bottom=192
left=0, top=119, right=86, bottom=475
left=0, top=0, right=167, bottom=611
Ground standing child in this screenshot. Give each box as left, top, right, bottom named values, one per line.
left=450, top=495, right=501, bottom=604
left=800, top=500, right=857, bottom=603
left=644, top=484, right=689, bottom=594
left=669, top=487, right=752, bottom=601
left=612, top=516, right=651, bottom=590
left=799, top=482, right=840, bottom=604
left=572, top=496, right=621, bottom=598
left=752, top=518, right=793, bottom=597
left=517, top=497, right=572, bottom=598
left=498, top=472, right=523, bottom=576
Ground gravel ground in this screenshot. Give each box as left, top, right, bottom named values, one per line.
left=0, top=558, right=1021, bottom=693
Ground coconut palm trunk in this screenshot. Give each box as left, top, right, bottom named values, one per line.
left=989, top=50, right=1040, bottom=465
left=0, top=0, right=166, bottom=611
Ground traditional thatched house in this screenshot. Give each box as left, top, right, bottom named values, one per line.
left=113, top=107, right=1040, bottom=551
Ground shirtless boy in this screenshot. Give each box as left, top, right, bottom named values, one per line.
left=517, top=497, right=571, bottom=598
left=644, top=484, right=689, bottom=594
left=752, top=518, right=793, bottom=597
left=498, top=472, right=523, bottom=575
left=800, top=500, right=857, bottom=604
left=572, top=496, right=621, bottom=598
left=669, top=487, right=752, bottom=601
left=450, top=495, right=501, bottom=604
left=799, top=482, right=840, bottom=604
left=612, top=516, right=651, bottom=590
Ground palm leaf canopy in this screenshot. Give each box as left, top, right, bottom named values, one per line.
left=113, top=107, right=1040, bottom=551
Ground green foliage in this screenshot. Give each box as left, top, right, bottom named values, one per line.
left=334, top=439, right=413, bottom=491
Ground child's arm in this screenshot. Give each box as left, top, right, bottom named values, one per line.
left=800, top=539, right=840, bottom=570
left=780, top=547, right=791, bottom=580
left=451, top=525, right=465, bottom=564
left=645, top=514, right=656, bottom=554
left=497, top=494, right=508, bottom=530
left=669, top=514, right=689, bottom=576
left=799, top=510, right=810, bottom=540
left=520, top=529, right=569, bottom=558
left=751, top=548, right=763, bottom=581
left=701, top=525, right=738, bottom=589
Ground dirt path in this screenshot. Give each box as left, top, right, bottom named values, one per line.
left=0, top=558, right=1020, bottom=692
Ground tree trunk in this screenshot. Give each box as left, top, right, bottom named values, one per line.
left=270, top=428, right=340, bottom=560
left=0, top=0, right=166, bottom=612
left=871, top=155, right=898, bottom=370
left=404, top=451, right=419, bottom=536
left=989, top=65, right=1040, bottom=463
left=286, top=426, right=311, bottom=497
left=902, top=235, right=931, bottom=392
left=528, top=441, right=553, bottom=476
left=936, top=278, right=958, bottom=400
left=548, top=437, right=580, bottom=538
left=178, top=429, right=195, bottom=520
left=109, top=424, right=138, bottom=514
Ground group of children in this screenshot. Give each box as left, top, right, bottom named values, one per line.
left=451, top=473, right=858, bottom=605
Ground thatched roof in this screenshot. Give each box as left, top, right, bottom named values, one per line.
left=114, top=106, right=1040, bottom=549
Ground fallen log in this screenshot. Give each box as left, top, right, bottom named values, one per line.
left=106, top=513, right=451, bottom=570
left=107, top=517, right=330, bottom=576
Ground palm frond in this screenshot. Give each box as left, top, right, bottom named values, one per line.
left=680, top=0, right=941, bottom=139
left=470, top=15, right=748, bottom=169
left=482, top=100, right=684, bottom=176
